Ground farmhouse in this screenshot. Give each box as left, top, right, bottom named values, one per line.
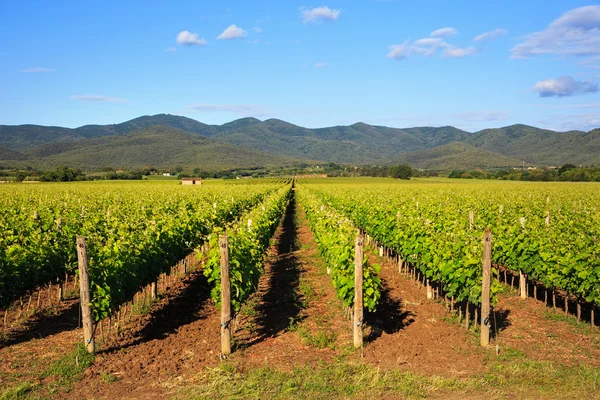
left=182, top=177, right=202, bottom=185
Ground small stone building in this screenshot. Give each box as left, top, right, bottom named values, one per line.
left=182, top=177, right=202, bottom=185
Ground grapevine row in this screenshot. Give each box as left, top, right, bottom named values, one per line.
left=297, top=187, right=382, bottom=312
left=0, top=181, right=286, bottom=317
left=298, top=179, right=600, bottom=308
left=201, top=184, right=292, bottom=312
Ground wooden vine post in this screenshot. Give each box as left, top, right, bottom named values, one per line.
left=481, top=229, right=492, bottom=346
left=151, top=280, right=158, bottom=299
left=354, top=232, right=364, bottom=349
left=469, top=210, right=474, bottom=231
left=519, top=217, right=527, bottom=299
left=219, top=235, right=231, bottom=356
left=76, top=236, right=95, bottom=353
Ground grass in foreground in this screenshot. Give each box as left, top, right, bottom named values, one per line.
left=175, top=359, right=600, bottom=400
left=0, top=344, right=95, bottom=399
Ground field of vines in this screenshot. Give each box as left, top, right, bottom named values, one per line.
left=296, top=178, right=600, bottom=310
left=0, top=179, right=291, bottom=320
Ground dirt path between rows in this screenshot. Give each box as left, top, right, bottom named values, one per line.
left=230, top=195, right=353, bottom=371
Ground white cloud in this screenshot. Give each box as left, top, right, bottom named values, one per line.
left=70, top=95, right=129, bottom=103
left=217, top=24, right=248, bottom=40
left=579, top=55, right=600, bottom=69
left=413, top=37, right=447, bottom=47
left=21, top=67, right=52, bottom=73
left=430, top=27, right=458, bottom=37
left=537, top=113, right=600, bottom=131
left=166, top=47, right=176, bottom=52
left=512, top=6, right=600, bottom=59
left=453, top=111, right=510, bottom=121
left=526, top=102, right=600, bottom=109
left=389, top=38, right=476, bottom=59
left=177, top=31, right=207, bottom=46
left=473, top=28, right=508, bottom=42
left=188, top=103, right=269, bottom=116
left=532, top=75, right=598, bottom=97
left=389, top=26, right=481, bottom=60
left=412, top=37, right=449, bottom=56
left=252, top=27, right=263, bottom=33
left=314, top=62, right=327, bottom=68
left=301, top=6, right=341, bottom=23
left=387, top=41, right=411, bottom=60
left=442, top=46, right=476, bottom=58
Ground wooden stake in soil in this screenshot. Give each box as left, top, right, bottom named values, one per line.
left=519, top=270, right=526, bottom=299
left=151, top=280, right=158, bottom=299
left=469, top=210, right=474, bottom=231
left=76, top=236, right=95, bottom=353
left=219, top=235, right=231, bottom=356
left=481, top=229, right=492, bottom=346
left=426, top=279, right=433, bottom=300
left=16, top=298, right=23, bottom=322
left=354, top=232, right=364, bottom=350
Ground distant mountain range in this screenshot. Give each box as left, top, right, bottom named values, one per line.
left=1, top=114, right=598, bottom=170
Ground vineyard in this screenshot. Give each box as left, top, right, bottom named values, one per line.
left=298, top=178, right=600, bottom=320
left=0, top=180, right=289, bottom=318
left=1, top=177, right=600, bottom=399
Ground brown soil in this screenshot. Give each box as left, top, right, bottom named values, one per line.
left=68, top=270, right=221, bottom=399
left=0, top=297, right=81, bottom=390
left=362, top=251, right=488, bottom=376
left=496, top=291, right=600, bottom=367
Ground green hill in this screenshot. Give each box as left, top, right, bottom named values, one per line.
left=0, top=145, right=27, bottom=161
left=466, top=124, right=600, bottom=166
left=211, top=120, right=472, bottom=163
left=19, top=126, right=310, bottom=170
left=395, top=142, right=522, bottom=170
left=1, top=115, right=599, bottom=170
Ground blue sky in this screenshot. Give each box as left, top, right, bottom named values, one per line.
left=1, top=1, right=600, bottom=132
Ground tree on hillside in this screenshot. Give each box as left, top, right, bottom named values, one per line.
left=389, top=164, right=413, bottom=180
left=15, top=171, right=27, bottom=182
left=558, top=163, right=577, bottom=175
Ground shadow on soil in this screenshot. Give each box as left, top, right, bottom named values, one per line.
left=101, top=270, right=212, bottom=353
left=364, top=280, right=414, bottom=343
left=491, top=309, right=511, bottom=339
left=0, top=300, right=80, bottom=349
left=241, top=196, right=304, bottom=348
left=498, top=265, right=597, bottom=324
